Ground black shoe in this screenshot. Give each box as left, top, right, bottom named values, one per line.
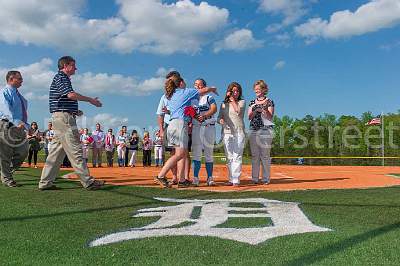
left=154, top=176, right=171, bottom=188
left=86, top=180, right=105, bottom=191
left=4, top=180, right=18, bottom=188
left=178, top=179, right=192, bottom=188
left=39, top=185, right=58, bottom=191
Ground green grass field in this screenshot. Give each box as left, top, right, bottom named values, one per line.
left=1, top=168, right=400, bottom=265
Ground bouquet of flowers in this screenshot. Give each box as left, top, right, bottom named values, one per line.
left=87, top=136, right=94, bottom=144
left=184, top=106, right=197, bottom=119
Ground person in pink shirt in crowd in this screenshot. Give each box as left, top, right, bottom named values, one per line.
left=80, top=128, right=91, bottom=165
left=104, top=128, right=115, bottom=167
left=91, top=123, right=105, bottom=167
left=142, top=131, right=152, bottom=167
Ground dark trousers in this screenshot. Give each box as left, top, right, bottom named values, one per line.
left=143, top=150, right=151, bottom=166
left=124, top=148, right=129, bottom=167
left=106, top=150, right=114, bottom=167
left=28, top=148, right=38, bottom=165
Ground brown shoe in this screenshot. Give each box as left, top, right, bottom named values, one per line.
left=86, top=180, right=105, bottom=190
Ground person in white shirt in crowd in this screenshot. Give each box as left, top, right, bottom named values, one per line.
left=218, top=82, right=246, bottom=186
left=44, top=122, right=54, bottom=161
left=248, top=80, right=275, bottom=184
left=91, top=123, right=105, bottom=167
left=116, top=129, right=127, bottom=167
left=191, top=78, right=218, bottom=186
left=104, top=128, right=115, bottom=167
left=80, top=128, right=91, bottom=165
left=153, top=130, right=163, bottom=167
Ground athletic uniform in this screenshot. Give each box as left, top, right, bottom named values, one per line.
left=191, top=94, right=217, bottom=186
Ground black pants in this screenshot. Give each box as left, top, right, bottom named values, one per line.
left=28, top=148, right=38, bottom=165
left=124, top=148, right=129, bottom=167
left=143, top=150, right=151, bottom=166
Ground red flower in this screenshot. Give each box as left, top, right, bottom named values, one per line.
left=184, top=106, right=197, bottom=118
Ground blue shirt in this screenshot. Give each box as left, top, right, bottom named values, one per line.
left=49, top=71, right=78, bottom=113
left=0, top=85, right=29, bottom=128
left=169, top=88, right=200, bottom=122
left=156, top=94, right=171, bottom=124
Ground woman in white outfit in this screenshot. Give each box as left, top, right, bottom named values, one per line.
left=218, top=82, right=246, bottom=186
left=248, top=80, right=275, bottom=184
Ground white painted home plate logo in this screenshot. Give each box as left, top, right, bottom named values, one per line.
left=90, top=198, right=331, bottom=247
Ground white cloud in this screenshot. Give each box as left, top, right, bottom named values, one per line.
left=295, top=0, right=400, bottom=42
left=110, top=0, right=229, bottom=54
left=0, top=0, right=229, bottom=55
left=76, top=113, right=129, bottom=130
left=0, top=0, right=124, bottom=52
left=273, top=32, right=291, bottom=47
left=0, top=58, right=166, bottom=100
left=274, top=60, right=286, bottom=69
left=260, top=0, right=308, bottom=29
left=213, top=29, right=264, bottom=53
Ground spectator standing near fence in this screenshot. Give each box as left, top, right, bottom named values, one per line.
left=44, top=122, right=54, bottom=161
left=142, top=131, right=152, bottom=167
left=128, top=130, right=139, bottom=167
left=92, top=123, right=105, bottom=167
left=27, top=121, right=41, bottom=168
left=105, top=128, right=115, bottom=167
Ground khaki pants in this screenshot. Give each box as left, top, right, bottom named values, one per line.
left=0, top=121, right=28, bottom=184
left=39, top=112, right=94, bottom=189
left=249, top=128, right=274, bottom=183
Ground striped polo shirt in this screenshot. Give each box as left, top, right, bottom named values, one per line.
left=49, top=71, right=78, bottom=113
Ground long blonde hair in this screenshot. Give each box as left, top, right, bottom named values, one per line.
left=164, top=74, right=181, bottom=99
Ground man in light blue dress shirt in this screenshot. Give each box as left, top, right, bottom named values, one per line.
left=0, top=70, right=29, bottom=187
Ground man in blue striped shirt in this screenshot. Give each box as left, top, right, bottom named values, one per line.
left=0, top=70, right=29, bottom=187
left=39, top=56, right=105, bottom=190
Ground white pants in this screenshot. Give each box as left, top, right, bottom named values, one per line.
left=223, top=132, right=245, bottom=184
left=117, top=146, right=125, bottom=160
left=129, top=150, right=137, bottom=166
left=249, top=128, right=274, bottom=183
left=82, top=145, right=89, bottom=159
left=192, top=124, right=215, bottom=163
left=154, top=146, right=163, bottom=159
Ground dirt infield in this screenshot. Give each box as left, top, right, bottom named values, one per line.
left=60, top=164, right=400, bottom=192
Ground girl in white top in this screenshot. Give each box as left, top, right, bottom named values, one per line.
left=218, top=82, right=246, bottom=186
left=80, top=128, right=91, bottom=165
left=153, top=130, right=163, bottom=167
left=116, top=129, right=127, bottom=167
left=248, top=80, right=275, bottom=184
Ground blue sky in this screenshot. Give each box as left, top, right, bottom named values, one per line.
left=0, top=0, right=399, bottom=131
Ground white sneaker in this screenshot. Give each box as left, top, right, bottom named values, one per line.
left=192, top=177, right=199, bottom=187
left=207, top=178, right=215, bottom=186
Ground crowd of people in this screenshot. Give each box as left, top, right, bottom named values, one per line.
left=0, top=55, right=274, bottom=190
